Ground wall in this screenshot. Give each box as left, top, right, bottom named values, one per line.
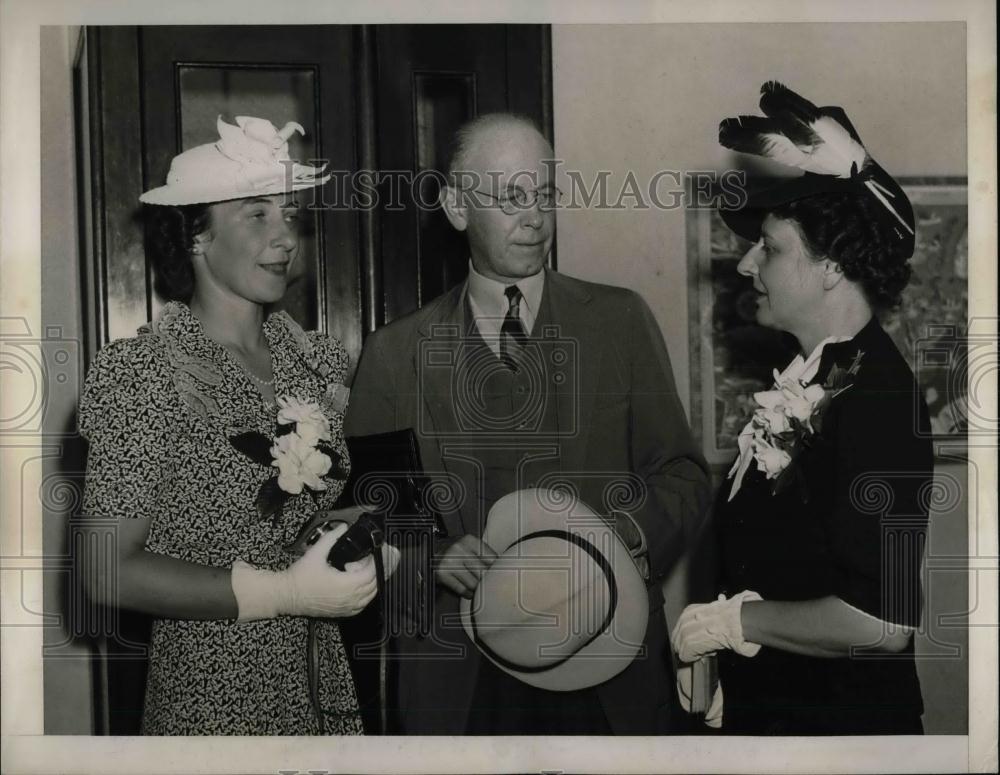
left=551, top=22, right=969, bottom=734
left=40, top=24, right=92, bottom=735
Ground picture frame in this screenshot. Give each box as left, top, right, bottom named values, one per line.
left=686, top=176, right=969, bottom=468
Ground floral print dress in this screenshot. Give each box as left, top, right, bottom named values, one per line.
left=79, top=301, right=362, bottom=735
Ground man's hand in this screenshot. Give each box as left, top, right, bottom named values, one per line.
left=433, top=534, right=499, bottom=599
left=611, top=510, right=650, bottom=581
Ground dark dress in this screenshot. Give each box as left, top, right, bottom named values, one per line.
left=717, top=317, right=933, bottom=735
left=79, top=302, right=363, bottom=735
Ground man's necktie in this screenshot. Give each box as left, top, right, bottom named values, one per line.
left=500, top=285, right=528, bottom=369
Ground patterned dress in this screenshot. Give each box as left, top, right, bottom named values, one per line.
left=79, top=301, right=363, bottom=735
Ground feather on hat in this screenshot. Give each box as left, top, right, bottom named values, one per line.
left=718, top=82, right=915, bottom=255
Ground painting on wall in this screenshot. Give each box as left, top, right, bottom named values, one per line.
left=686, top=178, right=968, bottom=467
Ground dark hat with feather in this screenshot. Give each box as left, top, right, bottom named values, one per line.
left=718, top=81, right=915, bottom=258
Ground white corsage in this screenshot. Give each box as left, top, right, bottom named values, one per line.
left=229, top=397, right=347, bottom=523
left=728, top=337, right=862, bottom=502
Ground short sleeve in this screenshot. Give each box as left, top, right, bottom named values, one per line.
left=826, top=385, right=933, bottom=628
left=79, top=338, right=173, bottom=521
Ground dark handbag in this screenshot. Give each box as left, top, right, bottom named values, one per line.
left=339, top=429, right=445, bottom=532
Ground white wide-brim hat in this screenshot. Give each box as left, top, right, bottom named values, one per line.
left=459, top=488, right=648, bottom=692
left=139, top=115, right=331, bottom=206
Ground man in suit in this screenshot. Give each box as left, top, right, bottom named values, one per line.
left=345, top=113, right=710, bottom=734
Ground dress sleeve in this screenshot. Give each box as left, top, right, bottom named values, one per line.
left=305, top=331, right=351, bottom=419
left=826, top=382, right=933, bottom=628
left=79, top=338, right=173, bottom=521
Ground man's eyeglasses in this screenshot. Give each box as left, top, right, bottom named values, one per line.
left=464, top=186, right=564, bottom=215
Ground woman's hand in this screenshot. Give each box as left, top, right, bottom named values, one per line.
left=675, top=659, right=724, bottom=729
left=675, top=595, right=915, bottom=661
left=671, top=591, right=763, bottom=663
left=232, top=524, right=378, bottom=620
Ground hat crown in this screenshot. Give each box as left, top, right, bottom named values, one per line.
left=459, top=488, right=649, bottom=691
left=216, top=115, right=304, bottom=167
left=140, top=114, right=327, bottom=206
left=472, top=534, right=614, bottom=668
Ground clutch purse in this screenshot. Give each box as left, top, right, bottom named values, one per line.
left=338, top=429, right=443, bottom=533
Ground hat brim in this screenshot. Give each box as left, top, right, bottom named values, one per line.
left=459, top=489, right=648, bottom=692
left=720, top=164, right=915, bottom=258
left=138, top=170, right=331, bottom=206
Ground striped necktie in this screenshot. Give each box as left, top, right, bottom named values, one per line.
left=500, top=285, right=528, bottom=369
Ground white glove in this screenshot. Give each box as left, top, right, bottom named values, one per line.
left=671, top=591, right=763, bottom=663
left=704, top=682, right=723, bottom=728
left=675, top=659, right=724, bottom=728
left=231, top=524, right=378, bottom=621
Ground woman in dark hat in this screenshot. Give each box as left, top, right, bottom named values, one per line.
left=672, top=82, right=933, bottom=735
left=79, top=116, right=397, bottom=735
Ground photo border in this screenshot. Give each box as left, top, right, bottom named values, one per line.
left=2, top=1, right=996, bottom=773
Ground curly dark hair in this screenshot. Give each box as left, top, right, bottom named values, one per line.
left=144, top=204, right=212, bottom=303
left=770, top=192, right=912, bottom=310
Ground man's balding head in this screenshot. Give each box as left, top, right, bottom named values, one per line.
left=447, top=113, right=549, bottom=183
left=440, top=113, right=557, bottom=283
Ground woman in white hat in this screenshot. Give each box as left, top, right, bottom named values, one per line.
left=672, top=83, right=933, bottom=734
left=79, top=116, right=396, bottom=735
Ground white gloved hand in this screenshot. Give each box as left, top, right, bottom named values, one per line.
left=671, top=591, right=763, bottom=663
left=341, top=540, right=402, bottom=578
left=704, top=682, right=723, bottom=728
left=675, top=658, right=724, bottom=728
left=676, top=662, right=696, bottom=711
left=231, top=523, right=378, bottom=621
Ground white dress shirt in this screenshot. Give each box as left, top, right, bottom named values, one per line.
left=466, top=260, right=545, bottom=356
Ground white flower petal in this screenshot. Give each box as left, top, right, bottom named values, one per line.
left=277, top=470, right=304, bottom=495
left=754, top=389, right=785, bottom=410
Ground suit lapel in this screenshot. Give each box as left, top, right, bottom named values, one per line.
left=414, top=283, right=467, bottom=436
left=413, top=283, right=478, bottom=535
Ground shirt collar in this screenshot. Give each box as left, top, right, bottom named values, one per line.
left=812, top=316, right=882, bottom=385
left=466, top=260, right=545, bottom=332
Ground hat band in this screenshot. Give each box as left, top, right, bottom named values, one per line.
left=469, top=529, right=618, bottom=674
